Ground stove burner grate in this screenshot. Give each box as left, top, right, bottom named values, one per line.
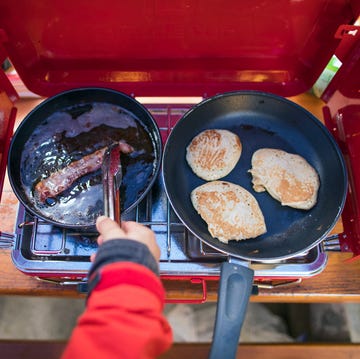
left=12, top=105, right=329, bottom=280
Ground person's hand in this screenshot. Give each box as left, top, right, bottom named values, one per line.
left=95, top=216, right=160, bottom=261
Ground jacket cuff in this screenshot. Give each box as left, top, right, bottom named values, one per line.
left=87, top=239, right=159, bottom=296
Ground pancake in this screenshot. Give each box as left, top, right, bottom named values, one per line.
left=249, top=148, right=320, bottom=210
left=191, top=181, right=267, bottom=243
left=186, top=129, right=242, bottom=180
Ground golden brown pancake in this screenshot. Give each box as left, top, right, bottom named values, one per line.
left=191, top=181, right=267, bottom=243
left=249, top=148, right=320, bottom=210
left=186, top=129, right=242, bottom=180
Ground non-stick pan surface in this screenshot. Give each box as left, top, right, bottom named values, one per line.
left=163, top=91, right=347, bottom=262
left=8, top=88, right=162, bottom=229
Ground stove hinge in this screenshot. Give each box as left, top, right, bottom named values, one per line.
left=0, top=232, right=15, bottom=249
left=35, top=277, right=88, bottom=293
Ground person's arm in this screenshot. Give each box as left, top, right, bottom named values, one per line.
left=61, top=217, right=173, bottom=359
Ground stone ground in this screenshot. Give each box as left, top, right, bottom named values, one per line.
left=0, top=296, right=358, bottom=343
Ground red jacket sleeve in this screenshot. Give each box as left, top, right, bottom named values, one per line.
left=61, top=262, right=173, bottom=359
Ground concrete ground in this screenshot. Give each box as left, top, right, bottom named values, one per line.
left=0, top=296, right=358, bottom=343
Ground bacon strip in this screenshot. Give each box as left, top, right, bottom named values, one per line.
left=35, top=142, right=133, bottom=203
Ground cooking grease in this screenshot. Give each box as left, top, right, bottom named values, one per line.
left=21, top=102, right=157, bottom=227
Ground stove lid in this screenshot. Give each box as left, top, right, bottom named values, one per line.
left=0, top=43, right=17, bottom=200
left=0, top=0, right=358, bottom=98
left=321, top=23, right=360, bottom=102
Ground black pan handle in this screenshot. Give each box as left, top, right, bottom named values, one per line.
left=209, top=262, right=254, bottom=359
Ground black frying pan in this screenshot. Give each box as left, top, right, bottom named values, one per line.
left=162, top=91, right=347, bottom=358
left=8, top=88, right=162, bottom=230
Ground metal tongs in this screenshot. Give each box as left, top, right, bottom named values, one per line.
left=102, top=143, right=122, bottom=224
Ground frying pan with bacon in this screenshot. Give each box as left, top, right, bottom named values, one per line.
left=8, top=88, right=162, bottom=230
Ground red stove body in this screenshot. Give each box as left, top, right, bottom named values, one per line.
left=0, top=1, right=359, bottom=295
